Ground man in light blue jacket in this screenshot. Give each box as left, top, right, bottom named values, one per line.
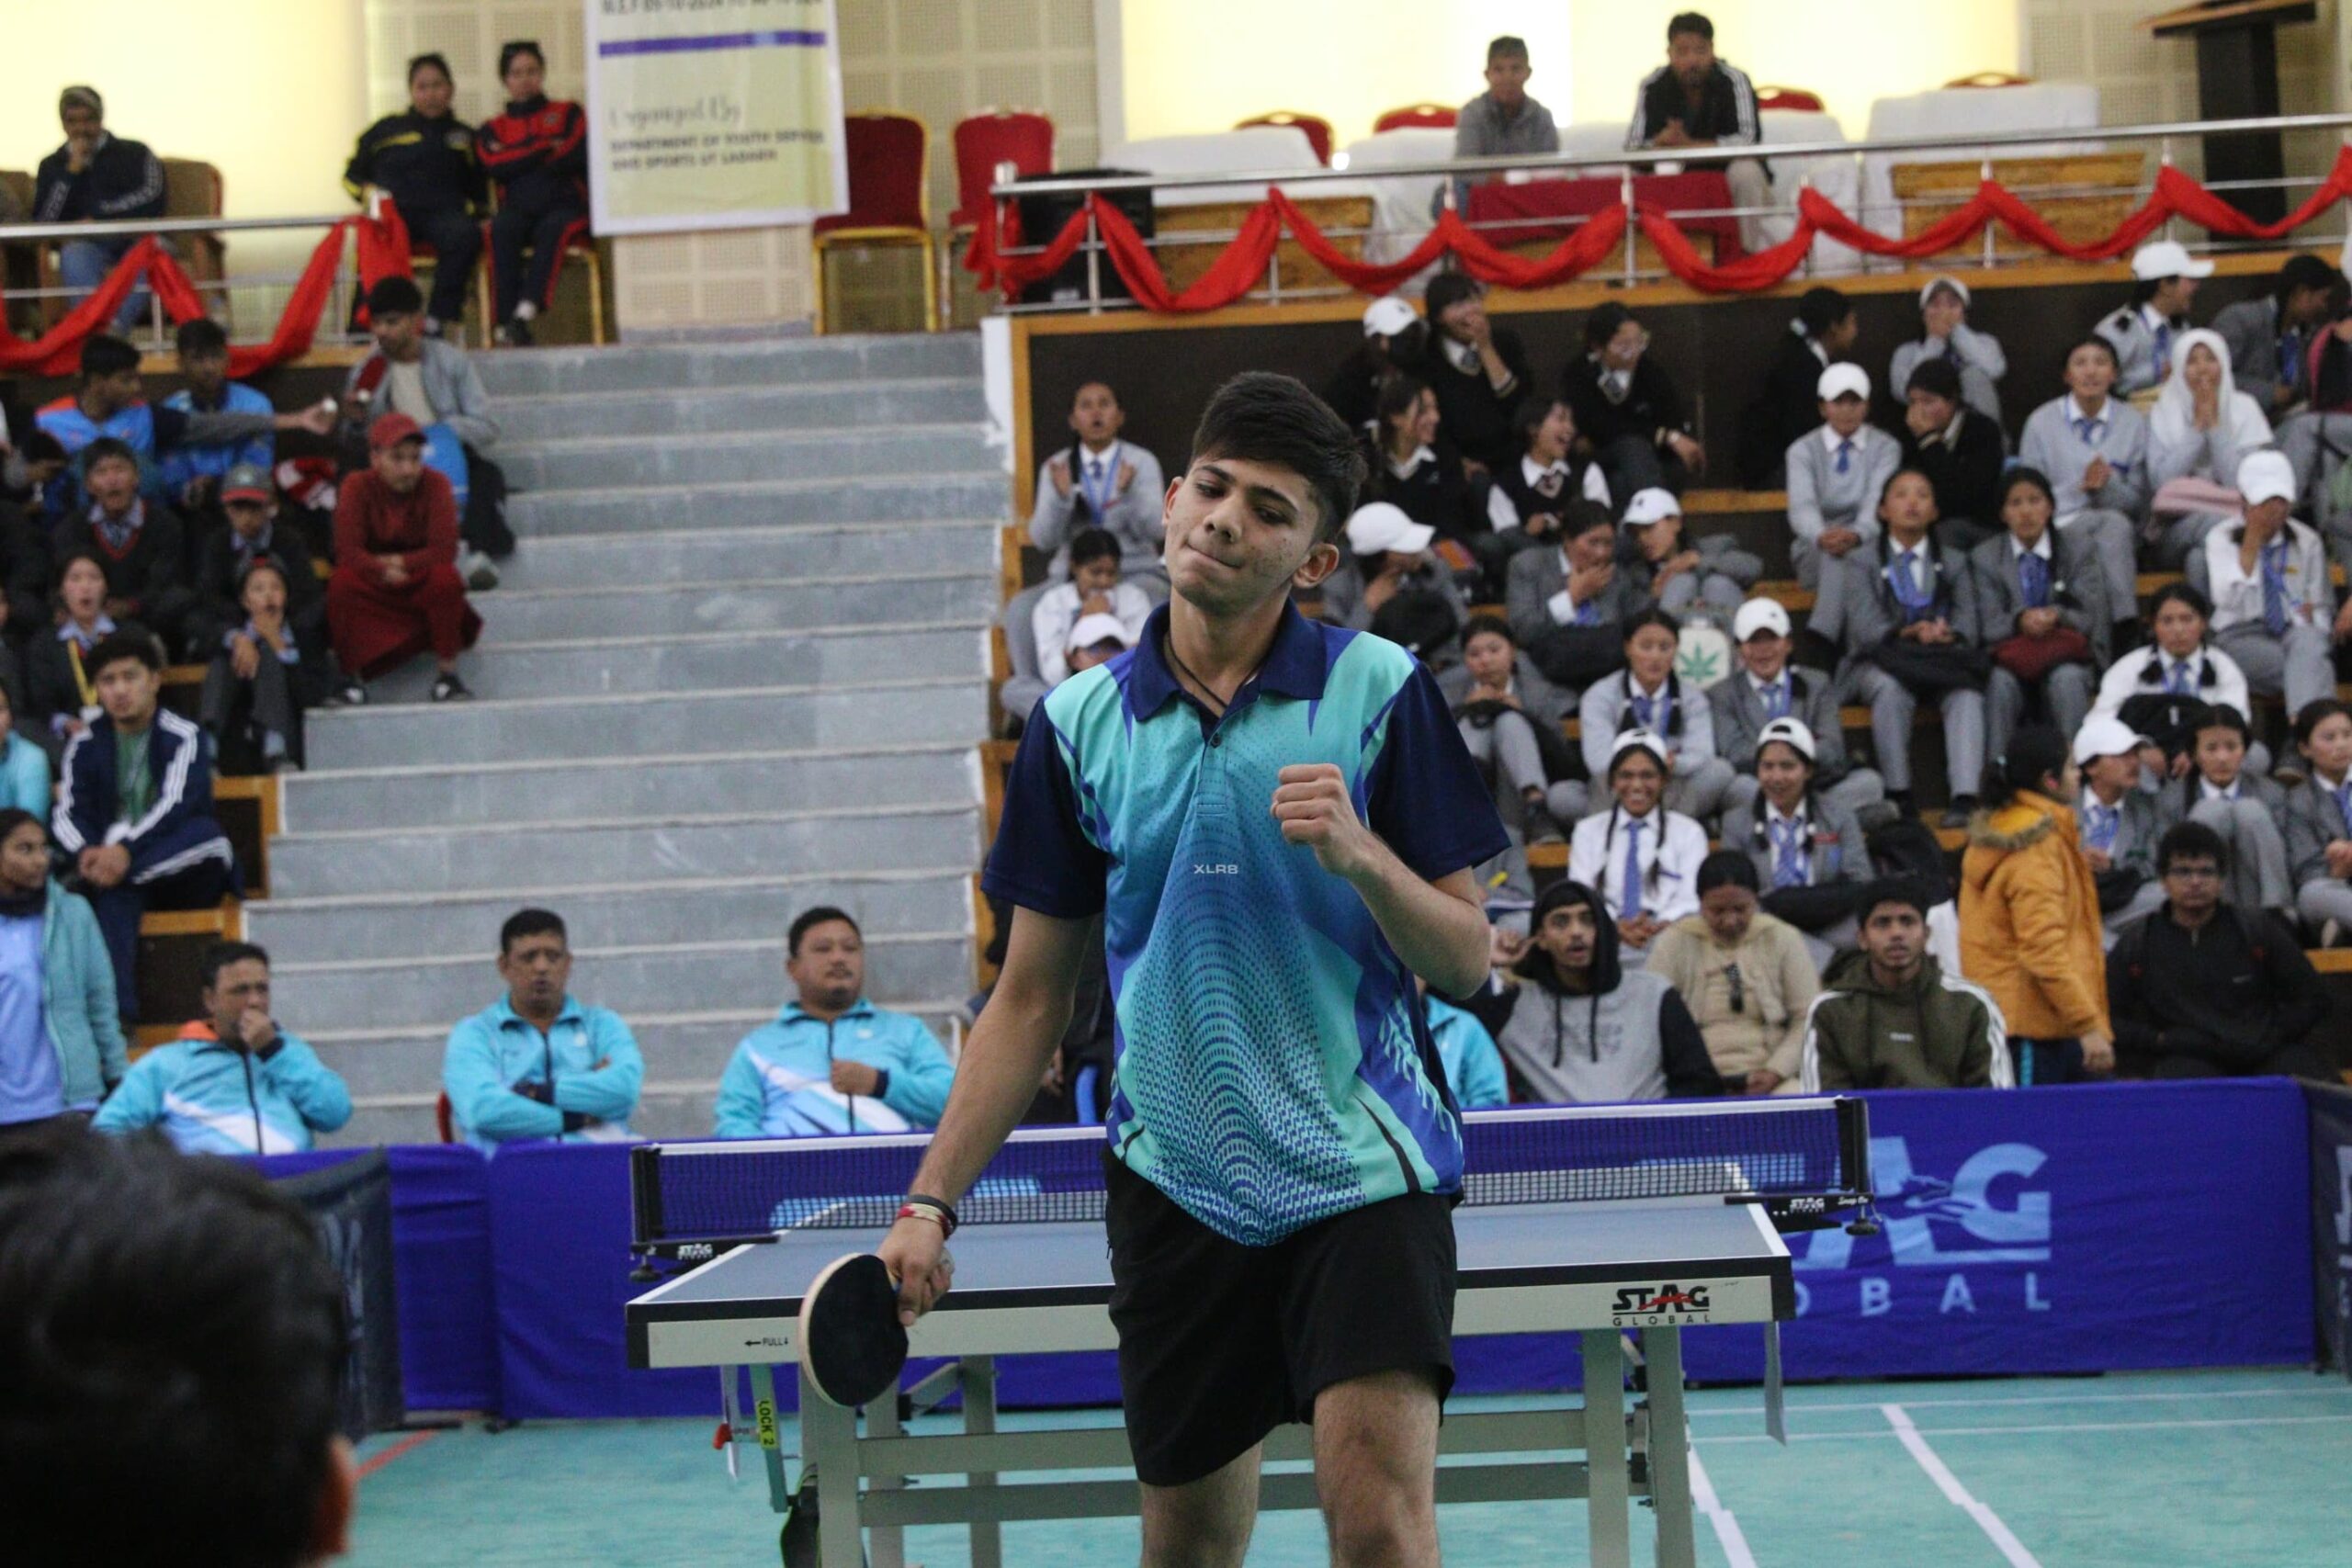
left=443, top=908, right=642, bottom=1151
left=715, top=906, right=956, bottom=1137
left=95, top=941, right=350, bottom=1154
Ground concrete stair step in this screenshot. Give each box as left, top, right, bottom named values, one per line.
left=503, top=474, right=1010, bottom=536
left=455, top=571, right=997, bottom=643
left=266, top=801, right=981, bottom=899
left=242, top=867, right=973, bottom=965
left=276, top=931, right=971, bottom=1034
left=492, top=378, right=985, bottom=443
left=307, top=1001, right=965, bottom=1137
left=308, top=676, right=986, bottom=770
left=498, top=423, right=996, bottom=491
left=282, top=739, right=978, bottom=832
left=471, top=332, right=980, bottom=398
left=488, top=521, right=998, bottom=592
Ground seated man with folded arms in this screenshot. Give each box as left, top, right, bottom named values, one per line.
left=442, top=908, right=642, bottom=1149
left=1450, top=34, right=1560, bottom=215
left=1800, top=878, right=2013, bottom=1090
left=715, top=906, right=956, bottom=1136
left=2107, top=821, right=2330, bottom=1079
left=2016, top=337, right=2150, bottom=621
left=1624, top=12, right=1771, bottom=252
left=95, top=941, right=351, bottom=1154
left=1784, top=364, right=1900, bottom=647
left=1713, top=596, right=1884, bottom=821
left=1028, top=381, right=1168, bottom=592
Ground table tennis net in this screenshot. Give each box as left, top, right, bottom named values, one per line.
left=631, top=1099, right=1866, bottom=1247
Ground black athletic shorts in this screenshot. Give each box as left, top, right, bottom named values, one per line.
left=1102, top=1152, right=1457, bottom=1487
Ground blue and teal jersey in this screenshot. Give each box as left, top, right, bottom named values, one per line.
left=984, top=602, right=1508, bottom=1246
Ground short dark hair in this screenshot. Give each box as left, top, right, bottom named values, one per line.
left=2294, top=696, right=2352, bottom=747
left=2149, top=581, right=2212, bottom=623
left=498, top=39, right=546, bottom=77
left=1423, top=272, right=1482, bottom=322
left=500, top=908, right=568, bottom=954
left=0, top=807, right=41, bottom=845
left=1187, top=371, right=1366, bottom=545
left=1668, top=11, right=1715, bottom=41
left=79, top=333, right=139, bottom=380
left=0, top=1134, right=346, bottom=1568
left=1997, top=465, right=2056, bottom=514
left=407, top=51, right=453, bottom=85
left=2190, top=705, right=2251, bottom=747
left=1981, top=725, right=2069, bottom=806
left=85, top=631, right=160, bottom=678
left=1583, top=300, right=1636, bottom=353
left=2131, top=276, right=2169, bottom=307
left=53, top=548, right=108, bottom=593
left=1067, top=526, right=1120, bottom=570
left=366, top=276, right=424, bottom=319
left=1697, top=849, right=1759, bottom=895
left=1374, top=371, right=1431, bottom=436
left=1877, top=463, right=1938, bottom=518
left=80, top=435, right=138, bottom=477
left=788, top=905, right=860, bottom=957
left=2070, top=335, right=2120, bottom=369
left=20, top=429, right=64, bottom=466
left=1622, top=606, right=1683, bottom=647
left=1563, top=497, right=1615, bottom=538
left=1513, top=393, right=1567, bottom=451
left=2276, top=253, right=2338, bottom=307
left=199, top=940, right=270, bottom=990
left=1860, top=876, right=1933, bottom=922
left=1905, top=355, right=1962, bottom=402
left=1795, top=287, right=1851, bottom=338
left=1487, top=34, right=1529, bottom=62
left=2157, top=820, right=2229, bottom=875
left=1462, top=612, right=1515, bottom=648
left=174, top=317, right=229, bottom=359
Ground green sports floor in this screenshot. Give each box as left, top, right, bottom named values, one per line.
left=346, top=1368, right=2351, bottom=1566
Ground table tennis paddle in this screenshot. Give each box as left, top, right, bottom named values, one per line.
left=798, top=1253, right=909, bottom=1408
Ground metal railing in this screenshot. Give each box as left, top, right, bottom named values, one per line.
left=984, top=110, right=2352, bottom=314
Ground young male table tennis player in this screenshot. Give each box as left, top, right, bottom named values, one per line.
left=877, top=372, right=1508, bottom=1566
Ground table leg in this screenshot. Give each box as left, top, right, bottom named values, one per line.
left=1643, top=1328, right=1695, bottom=1568
left=799, top=1363, right=865, bottom=1566
left=748, top=1364, right=792, bottom=1515
left=867, top=1375, right=906, bottom=1568
left=1581, top=1328, right=1632, bottom=1568
left=961, top=1353, right=1003, bottom=1568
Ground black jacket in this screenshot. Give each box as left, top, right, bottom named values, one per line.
left=188, top=526, right=325, bottom=657
left=1361, top=435, right=1482, bottom=542
left=1412, top=331, right=1532, bottom=472
left=1629, top=62, right=1768, bottom=176
left=2106, top=906, right=2327, bottom=1071
left=1901, top=406, right=2007, bottom=525
left=1563, top=353, right=1691, bottom=457
left=344, top=110, right=486, bottom=216
left=33, top=135, right=165, bottom=223
left=53, top=502, right=191, bottom=632
left=0, top=503, right=51, bottom=647
left=1739, top=333, right=1834, bottom=485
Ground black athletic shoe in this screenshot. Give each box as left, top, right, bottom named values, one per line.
left=431, top=672, right=473, bottom=703
left=334, top=680, right=368, bottom=707
left=500, top=314, right=535, bottom=347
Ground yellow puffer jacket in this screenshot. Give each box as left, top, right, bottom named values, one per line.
left=1958, top=790, right=2109, bottom=1041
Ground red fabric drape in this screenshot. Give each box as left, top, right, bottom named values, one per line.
left=0, top=212, right=413, bottom=377
left=964, top=147, right=2352, bottom=308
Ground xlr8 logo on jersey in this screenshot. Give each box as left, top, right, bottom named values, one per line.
left=1611, top=1283, right=1713, bottom=1323
left=1193, top=863, right=1239, bottom=875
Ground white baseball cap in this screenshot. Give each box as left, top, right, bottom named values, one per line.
left=2236, top=449, right=2296, bottom=507
left=1919, top=274, right=1969, bottom=310
left=1344, top=501, right=1434, bottom=556
left=2072, top=714, right=2149, bottom=765
left=1756, top=716, right=1817, bottom=761
left=1068, top=612, right=1134, bottom=652
left=2131, top=239, right=2214, bottom=282
left=1621, top=487, right=1683, bottom=526
left=1733, top=597, right=1792, bottom=641
left=1610, top=728, right=1670, bottom=771
left=1817, top=363, right=1871, bottom=402
left=1363, top=296, right=1418, bottom=338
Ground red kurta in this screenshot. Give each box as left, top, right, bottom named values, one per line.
left=327, top=468, right=482, bottom=678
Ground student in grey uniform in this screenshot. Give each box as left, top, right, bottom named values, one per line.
left=2146, top=328, right=2277, bottom=567
left=1506, top=500, right=1653, bottom=690
left=1441, top=614, right=1587, bottom=844
left=1890, top=274, right=2008, bottom=432
left=1579, top=609, right=1737, bottom=826
left=1830, top=466, right=1989, bottom=826
left=2096, top=239, right=2213, bottom=397
left=1317, top=502, right=1465, bottom=658
left=1026, top=381, right=1168, bottom=591
left=2072, top=715, right=2169, bottom=941
left=1713, top=595, right=1885, bottom=821
left=1720, top=716, right=1871, bottom=967
left=2186, top=450, right=2342, bottom=723
left=1972, top=467, right=2111, bottom=772
left=2211, top=253, right=2337, bottom=420
left=1783, top=363, right=1901, bottom=648
left=1616, top=485, right=1758, bottom=623
left=2152, top=706, right=2292, bottom=919
left=2017, top=337, right=2152, bottom=621
left=2284, top=697, right=2352, bottom=941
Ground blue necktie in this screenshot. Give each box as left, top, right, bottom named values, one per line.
left=2164, top=659, right=2192, bottom=695
left=2335, top=783, right=2352, bottom=833
left=2085, top=803, right=2119, bottom=853
left=1889, top=548, right=1936, bottom=624
left=1575, top=596, right=1600, bottom=626
left=2074, top=414, right=2105, bottom=446
left=2018, top=550, right=2049, bottom=609
left=2262, top=536, right=2290, bottom=637
left=2282, top=328, right=2306, bottom=393
left=1631, top=689, right=1669, bottom=734
left=1622, top=818, right=1645, bottom=919
left=1835, top=438, right=1853, bottom=475
left=2153, top=321, right=2173, bottom=382
left=1770, top=817, right=1807, bottom=889
left=1764, top=679, right=1789, bottom=719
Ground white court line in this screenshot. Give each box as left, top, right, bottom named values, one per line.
left=1687, top=1448, right=1760, bottom=1568
left=1882, top=1404, right=2043, bottom=1568
left=1695, top=1412, right=2352, bottom=1445
left=1689, top=1383, right=2352, bottom=1418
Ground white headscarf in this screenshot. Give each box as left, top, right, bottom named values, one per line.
left=2149, top=327, right=2272, bottom=455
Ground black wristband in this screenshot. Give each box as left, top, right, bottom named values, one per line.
left=902, top=1193, right=957, bottom=1235
left=561, top=1111, right=586, bottom=1134
left=871, top=1068, right=890, bottom=1100
left=255, top=1036, right=285, bottom=1063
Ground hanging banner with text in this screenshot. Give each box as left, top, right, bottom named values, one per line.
left=583, top=0, right=849, bottom=235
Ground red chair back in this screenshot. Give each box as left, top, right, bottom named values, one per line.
left=951, top=110, right=1054, bottom=228
left=1373, top=103, right=1459, bottom=134
left=1234, top=111, right=1334, bottom=165
left=1755, top=87, right=1826, bottom=113
left=815, top=112, right=930, bottom=236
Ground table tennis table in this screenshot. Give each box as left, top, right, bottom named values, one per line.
left=626, top=1098, right=1875, bottom=1568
